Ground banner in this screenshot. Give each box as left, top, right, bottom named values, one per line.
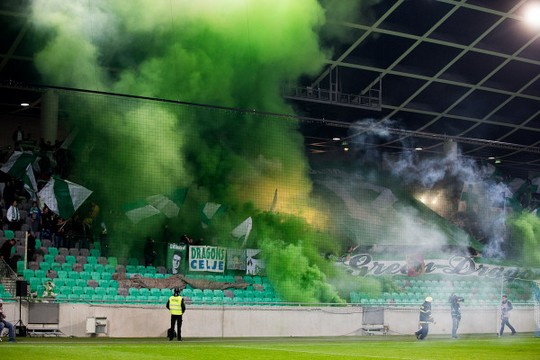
left=167, top=243, right=187, bottom=275
left=246, top=249, right=265, bottom=275
left=340, top=254, right=540, bottom=280
left=227, top=248, right=246, bottom=270
left=189, top=245, right=226, bottom=273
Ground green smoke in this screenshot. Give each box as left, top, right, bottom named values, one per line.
left=508, top=212, right=540, bottom=267
left=28, top=0, right=364, bottom=302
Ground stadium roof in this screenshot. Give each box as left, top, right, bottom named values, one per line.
left=1, top=0, right=539, bottom=178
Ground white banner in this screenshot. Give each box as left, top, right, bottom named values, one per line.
left=189, top=245, right=226, bottom=273
left=340, top=254, right=540, bottom=280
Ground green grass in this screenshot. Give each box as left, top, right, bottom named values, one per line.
left=1, top=335, right=538, bottom=360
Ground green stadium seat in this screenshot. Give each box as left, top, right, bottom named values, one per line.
left=107, top=280, right=118, bottom=288
left=181, top=289, right=193, bottom=298
left=64, top=278, right=76, bottom=287
left=114, top=295, right=125, bottom=303
left=43, top=254, right=55, bottom=264
left=72, top=286, right=84, bottom=296
left=58, top=285, right=71, bottom=295
left=68, top=293, right=80, bottom=302
left=93, top=264, right=104, bottom=273
left=65, top=255, right=76, bottom=264
left=127, top=258, right=139, bottom=266
left=56, top=270, right=68, bottom=279
left=108, top=257, right=118, bottom=267
left=139, top=288, right=150, bottom=296
left=67, top=271, right=80, bottom=279
left=87, top=256, right=98, bottom=265
left=150, top=288, right=161, bottom=297
left=56, top=294, right=68, bottom=302
left=84, top=286, right=95, bottom=295
left=125, top=295, right=138, bottom=303
left=126, top=265, right=137, bottom=273
left=95, top=287, right=107, bottom=296
left=128, top=288, right=139, bottom=296
left=79, top=272, right=92, bottom=281
left=106, top=287, right=118, bottom=296
left=203, top=289, right=213, bottom=296
left=47, top=247, right=59, bottom=257
left=23, top=269, right=34, bottom=280
left=213, top=289, right=224, bottom=297
left=39, top=262, right=51, bottom=271
left=34, top=269, right=46, bottom=279
left=147, top=295, right=159, bottom=303
left=53, top=278, right=65, bottom=287
left=100, top=272, right=112, bottom=281
left=75, top=279, right=87, bottom=287
left=91, top=294, right=104, bottom=302
left=90, top=249, right=100, bottom=257
left=91, top=272, right=101, bottom=281
left=161, top=288, right=173, bottom=297
left=83, top=264, right=94, bottom=272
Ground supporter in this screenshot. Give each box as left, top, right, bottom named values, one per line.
left=27, top=231, right=36, bottom=263
left=29, top=200, right=41, bottom=234
left=2, top=180, right=15, bottom=210
left=6, top=199, right=20, bottom=231
left=40, top=205, right=55, bottom=240
left=166, top=288, right=186, bottom=341
left=0, top=239, right=16, bottom=264
left=144, top=237, right=156, bottom=266
left=0, top=299, right=16, bottom=342
left=12, top=126, right=24, bottom=150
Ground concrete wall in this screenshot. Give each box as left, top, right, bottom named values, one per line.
left=1, top=302, right=535, bottom=338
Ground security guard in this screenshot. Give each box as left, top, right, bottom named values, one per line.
left=166, top=288, right=186, bottom=341
left=415, top=296, right=434, bottom=340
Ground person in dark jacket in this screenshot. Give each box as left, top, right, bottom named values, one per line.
left=499, top=295, right=516, bottom=336
left=166, top=288, right=186, bottom=341
left=449, top=293, right=464, bottom=338
left=415, top=296, right=434, bottom=340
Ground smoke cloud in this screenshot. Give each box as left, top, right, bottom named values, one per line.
left=27, top=0, right=350, bottom=302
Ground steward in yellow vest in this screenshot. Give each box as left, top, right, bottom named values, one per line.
left=166, top=288, right=186, bottom=341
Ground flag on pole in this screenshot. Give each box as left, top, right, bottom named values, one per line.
left=0, top=151, right=36, bottom=179
left=146, top=194, right=180, bottom=219
left=231, top=217, right=252, bottom=247
left=269, top=189, right=278, bottom=212
left=201, top=202, right=225, bottom=228
left=23, top=164, right=38, bottom=200
left=123, top=200, right=161, bottom=224
left=38, top=177, right=92, bottom=219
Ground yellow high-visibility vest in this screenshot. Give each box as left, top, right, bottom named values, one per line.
left=169, top=295, right=183, bottom=315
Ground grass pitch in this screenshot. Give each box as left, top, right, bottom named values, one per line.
left=0, top=334, right=538, bottom=360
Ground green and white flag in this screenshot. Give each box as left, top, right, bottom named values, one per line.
left=0, top=151, right=36, bottom=179
left=147, top=194, right=180, bottom=219
left=201, top=202, right=225, bottom=228
left=38, top=177, right=93, bottom=219
left=231, top=217, right=252, bottom=247
left=123, top=200, right=160, bottom=224
left=23, top=164, right=38, bottom=199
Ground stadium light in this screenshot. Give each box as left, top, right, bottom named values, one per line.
left=524, top=2, right=540, bottom=28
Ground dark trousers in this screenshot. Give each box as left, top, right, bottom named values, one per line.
left=415, top=323, right=429, bottom=340
left=452, top=316, right=460, bottom=337
left=499, top=318, right=516, bottom=336
left=170, top=314, right=183, bottom=340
